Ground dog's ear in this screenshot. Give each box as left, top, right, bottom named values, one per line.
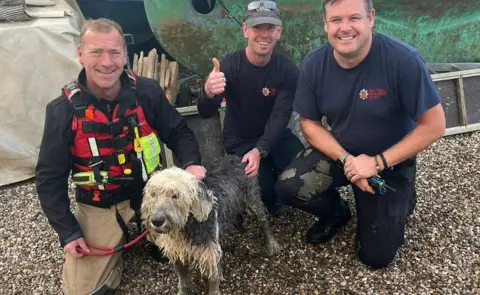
left=191, top=182, right=214, bottom=222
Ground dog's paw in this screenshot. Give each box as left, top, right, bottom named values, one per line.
left=177, top=288, right=195, bottom=295
left=177, top=282, right=196, bottom=295
left=265, top=239, right=283, bottom=256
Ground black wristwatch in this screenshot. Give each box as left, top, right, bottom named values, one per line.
left=256, top=146, right=268, bottom=158
left=336, top=152, right=351, bottom=168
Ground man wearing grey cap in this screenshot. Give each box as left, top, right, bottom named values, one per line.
left=197, top=0, right=304, bottom=216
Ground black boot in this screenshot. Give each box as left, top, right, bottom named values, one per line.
left=306, top=200, right=351, bottom=244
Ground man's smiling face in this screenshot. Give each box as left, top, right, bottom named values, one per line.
left=323, top=0, right=375, bottom=60
left=77, top=28, right=126, bottom=94
left=243, top=23, right=282, bottom=57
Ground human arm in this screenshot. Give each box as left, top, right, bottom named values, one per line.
left=300, top=117, right=350, bottom=162
left=35, top=99, right=88, bottom=252
left=377, top=54, right=445, bottom=168
left=147, top=82, right=204, bottom=178
left=197, top=58, right=228, bottom=119
left=348, top=53, right=445, bottom=183
left=294, top=63, right=349, bottom=161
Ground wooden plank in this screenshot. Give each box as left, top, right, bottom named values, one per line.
left=444, top=123, right=480, bottom=136
left=146, top=48, right=156, bottom=79
left=431, top=68, right=480, bottom=82
left=141, top=56, right=149, bottom=77
left=153, top=51, right=159, bottom=81
left=164, top=67, right=171, bottom=88
left=159, top=54, right=166, bottom=88
left=456, top=77, right=468, bottom=126
left=167, top=61, right=179, bottom=105
left=132, top=53, right=138, bottom=74
left=137, top=51, right=144, bottom=76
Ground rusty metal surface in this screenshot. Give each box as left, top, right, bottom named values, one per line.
left=435, top=80, right=460, bottom=129
left=464, top=76, right=480, bottom=124
left=144, top=0, right=480, bottom=75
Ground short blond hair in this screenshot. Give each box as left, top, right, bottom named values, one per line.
left=79, top=18, right=126, bottom=49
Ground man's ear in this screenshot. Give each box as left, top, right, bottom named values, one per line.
left=242, top=23, right=249, bottom=38
left=191, top=182, right=214, bottom=222
left=77, top=44, right=84, bottom=67
left=368, top=9, right=376, bottom=28
left=276, top=26, right=282, bottom=40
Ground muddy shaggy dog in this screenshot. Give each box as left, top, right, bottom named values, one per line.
left=141, top=155, right=282, bottom=295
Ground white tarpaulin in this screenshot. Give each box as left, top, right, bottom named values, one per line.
left=0, top=0, right=84, bottom=186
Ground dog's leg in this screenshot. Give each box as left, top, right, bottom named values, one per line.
left=246, top=180, right=283, bottom=256
left=175, top=262, right=194, bottom=295
left=207, top=257, right=223, bottom=295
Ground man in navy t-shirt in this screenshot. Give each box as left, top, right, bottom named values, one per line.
left=197, top=1, right=304, bottom=215
left=275, top=0, right=445, bottom=269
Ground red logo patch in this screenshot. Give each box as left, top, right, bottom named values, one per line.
left=359, top=88, right=387, bottom=100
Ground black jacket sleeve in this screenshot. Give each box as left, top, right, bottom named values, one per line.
left=197, top=57, right=230, bottom=119
left=35, top=97, right=82, bottom=247
left=145, top=81, right=202, bottom=168
left=256, top=63, right=299, bottom=154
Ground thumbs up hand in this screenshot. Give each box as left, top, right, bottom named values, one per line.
left=204, top=58, right=226, bottom=98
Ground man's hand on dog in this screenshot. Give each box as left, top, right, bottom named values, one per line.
left=242, top=148, right=261, bottom=178
left=186, top=165, right=207, bottom=180
left=204, top=57, right=226, bottom=98
left=65, top=237, right=89, bottom=258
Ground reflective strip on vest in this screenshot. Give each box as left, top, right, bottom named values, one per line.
left=137, top=150, right=148, bottom=182
left=87, top=137, right=105, bottom=190
left=67, top=87, right=80, bottom=100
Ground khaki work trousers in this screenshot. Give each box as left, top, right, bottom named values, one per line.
left=62, top=200, right=135, bottom=295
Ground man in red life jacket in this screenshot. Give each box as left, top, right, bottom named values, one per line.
left=35, top=18, right=206, bottom=295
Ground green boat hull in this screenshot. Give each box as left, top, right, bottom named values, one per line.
left=144, top=0, right=480, bottom=75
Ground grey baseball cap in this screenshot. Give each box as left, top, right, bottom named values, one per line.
left=244, top=1, right=282, bottom=28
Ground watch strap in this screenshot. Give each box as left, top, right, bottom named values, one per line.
left=256, top=146, right=268, bottom=158
left=336, top=152, right=351, bottom=168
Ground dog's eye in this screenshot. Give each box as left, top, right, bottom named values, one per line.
left=172, top=194, right=178, bottom=199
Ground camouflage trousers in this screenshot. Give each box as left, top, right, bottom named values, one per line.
left=275, top=147, right=416, bottom=268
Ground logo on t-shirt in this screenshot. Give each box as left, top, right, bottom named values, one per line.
left=359, top=88, right=387, bottom=100
left=262, top=87, right=277, bottom=97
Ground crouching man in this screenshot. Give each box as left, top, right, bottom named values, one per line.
left=197, top=0, right=305, bottom=216
left=275, top=0, right=445, bottom=269
left=35, top=18, right=205, bottom=294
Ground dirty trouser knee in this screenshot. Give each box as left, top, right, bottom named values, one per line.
left=62, top=200, right=135, bottom=295
left=354, top=159, right=416, bottom=269
left=275, top=147, right=349, bottom=218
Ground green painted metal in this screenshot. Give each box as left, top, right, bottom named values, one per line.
left=144, top=0, right=480, bottom=75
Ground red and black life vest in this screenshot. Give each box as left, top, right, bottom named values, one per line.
left=63, top=70, right=159, bottom=208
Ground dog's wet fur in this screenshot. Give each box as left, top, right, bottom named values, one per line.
left=141, top=154, right=282, bottom=295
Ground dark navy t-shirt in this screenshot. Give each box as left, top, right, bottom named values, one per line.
left=294, top=33, right=441, bottom=156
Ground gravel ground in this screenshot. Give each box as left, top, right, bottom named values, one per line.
left=0, top=131, right=479, bottom=295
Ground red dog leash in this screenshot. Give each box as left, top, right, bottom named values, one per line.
left=77, top=230, right=148, bottom=256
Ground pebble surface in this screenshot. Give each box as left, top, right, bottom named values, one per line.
left=0, top=131, right=479, bottom=295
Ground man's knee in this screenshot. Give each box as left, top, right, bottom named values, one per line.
left=62, top=253, right=123, bottom=295
left=356, top=221, right=405, bottom=269
left=357, top=243, right=399, bottom=269
left=275, top=167, right=301, bottom=204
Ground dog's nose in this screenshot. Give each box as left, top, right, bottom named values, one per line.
left=151, top=216, right=166, bottom=227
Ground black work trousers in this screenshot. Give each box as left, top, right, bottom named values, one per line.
left=225, top=129, right=305, bottom=209
left=275, top=147, right=417, bottom=269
